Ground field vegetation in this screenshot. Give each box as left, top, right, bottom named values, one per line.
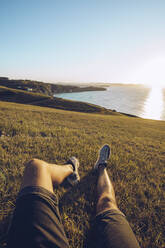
left=0, top=101, right=164, bottom=248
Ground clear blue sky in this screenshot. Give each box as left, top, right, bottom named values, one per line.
left=1, top=0, right=165, bottom=86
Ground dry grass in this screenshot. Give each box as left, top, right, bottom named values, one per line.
left=0, top=101, right=164, bottom=248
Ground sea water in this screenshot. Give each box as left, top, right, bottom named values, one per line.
left=55, top=85, right=165, bottom=121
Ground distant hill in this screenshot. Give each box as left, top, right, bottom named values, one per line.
left=0, top=77, right=106, bottom=96
left=0, top=85, right=119, bottom=115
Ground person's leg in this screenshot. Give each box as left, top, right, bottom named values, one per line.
left=7, top=158, right=79, bottom=248
left=91, top=145, right=140, bottom=248
left=20, top=158, right=74, bottom=193
left=96, top=167, right=118, bottom=214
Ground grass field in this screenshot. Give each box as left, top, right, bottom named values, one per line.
left=0, top=101, right=164, bottom=247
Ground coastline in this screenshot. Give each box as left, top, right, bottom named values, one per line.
left=54, top=86, right=165, bottom=121
left=0, top=77, right=106, bottom=96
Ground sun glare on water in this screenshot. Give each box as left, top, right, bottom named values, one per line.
left=142, top=86, right=163, bottom=120
left=136, top=57, right=165, bottom=120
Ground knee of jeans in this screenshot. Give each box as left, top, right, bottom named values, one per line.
left=97, top=195, right=117, bottom=212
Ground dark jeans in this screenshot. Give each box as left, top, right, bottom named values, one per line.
left=7, top=186, right=140, bottom=248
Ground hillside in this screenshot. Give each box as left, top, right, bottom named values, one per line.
left=0, top=77, right=106, bottom=96
left=0, top=101, right=164, bottom=248
left=0, top=86, right=119, bottom=115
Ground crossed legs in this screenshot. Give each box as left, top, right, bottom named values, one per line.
left=7, top=151, right=140, bottom=248
left=21, top=158, right=118, bottom=215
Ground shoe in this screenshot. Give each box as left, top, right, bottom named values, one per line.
left=67, top=157, right=80, bottom=186
left=94, top=144, right=111, bottom=170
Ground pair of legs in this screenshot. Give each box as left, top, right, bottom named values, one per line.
left=20, top=158, right=116, bottom=215
left=7, top=156, right=140, bottom=248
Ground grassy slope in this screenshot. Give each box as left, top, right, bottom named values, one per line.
left=0, top=101, right=164, bottom=248
left=0, top=86, right=119, bottom=115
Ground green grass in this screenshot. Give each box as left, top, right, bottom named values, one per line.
left=0, top=101, right=164, bottom=248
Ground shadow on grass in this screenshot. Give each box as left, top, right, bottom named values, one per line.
left=60, top=169, right=99, bottom=248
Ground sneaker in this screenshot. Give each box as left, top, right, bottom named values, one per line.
left=67, top=157, right=80, bottom=186
left=94, top=144, right=111, bottom=170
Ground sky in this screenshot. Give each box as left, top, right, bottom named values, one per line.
left=1, top=0, right=165, bottom=86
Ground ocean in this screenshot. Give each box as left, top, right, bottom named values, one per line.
left=55, top=85, right=165, bottom=121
